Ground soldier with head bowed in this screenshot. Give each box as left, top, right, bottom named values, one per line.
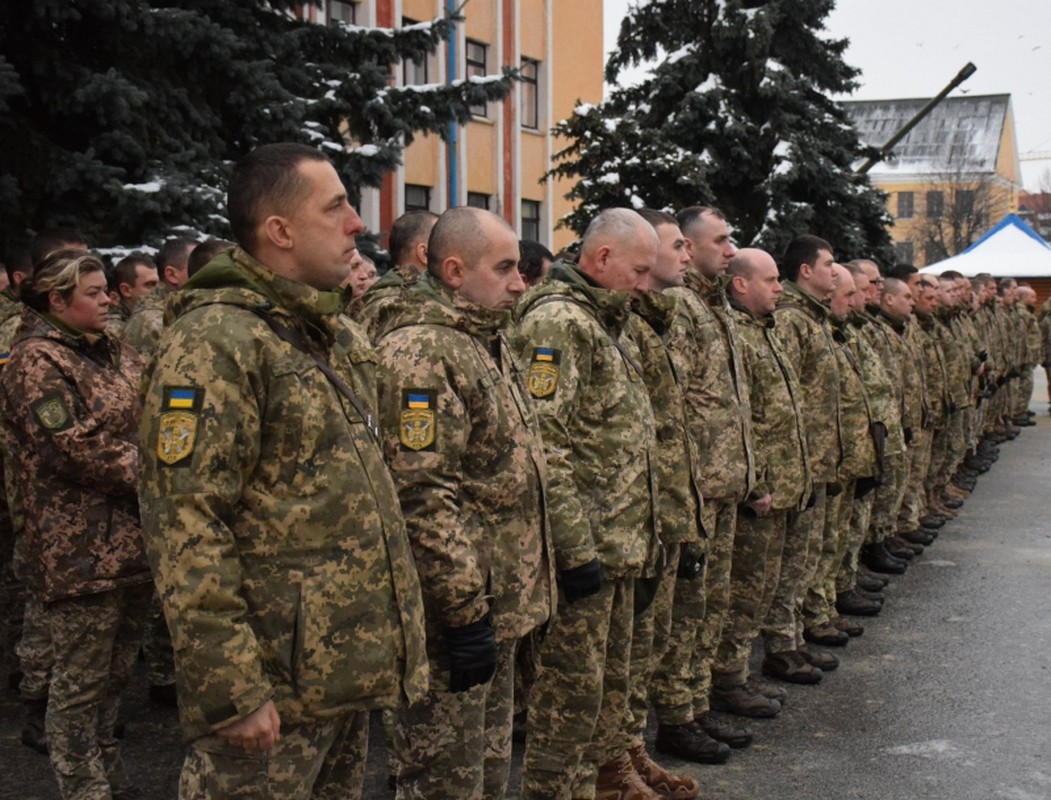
left=138, top=143, right=427, bottom=799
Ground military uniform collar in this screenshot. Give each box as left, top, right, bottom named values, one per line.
left=397, top=272, right=510, bottom=335
left=14, top=306, right=117, bottom=359
left=684, top=269, right=729, bottom=305
left=631, top=291, right=677, bottom=335
left=779, top=281, right=831, bottom=320
left=727, top=296, right=775, bottom=328
left=530, top=262, right=633, bottom=333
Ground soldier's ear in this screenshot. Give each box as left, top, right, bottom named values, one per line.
left=262, top=215, right=294, bottom=251
left=441, top=256, right=466, bottom=289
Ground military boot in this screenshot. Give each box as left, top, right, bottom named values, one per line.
left=835, top=589, right=882, bottom=617
left=654, top=722, right=732, bottom=764
left=855, top=572, right=886, bottom=592
left=861, top=542, right=906, bottom=575
left=798, top=644, right=839, bottom=672
left=710, top=682, right=782, bottom=718
left=832, top=616, right=864, bottom=637
left=761, top=650, right=823, bottom=685
left=21, top=697, right=48, bottom=755
left=939, top=492, right=964, bottom=509
left=919, top=513, right=947, bottom=529
left=745, top=675, right=788, bottom=703
left=627, top=744, right=700, bottom=799
left=901, top=529, right=935, bottom=546
left=858, top=565, right=890, bottom=587
left=694, top=712, right=753, bottom=748
left=595, top=752, right=662, bottom=799
left=803, top=622, right=849, bottom=647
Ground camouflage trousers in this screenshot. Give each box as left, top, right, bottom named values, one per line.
left=46, top=582, right=151, bottom=800
left=522, top=577, right=634, bottom=800
left=625, top=543, right=680, bottom=745
left=927, top=411, right=966, bottom=493
left=393, top=638, right=517, bottom=800
left=763, top=486, right=825, bottom=654
left=869, top=450, right=908, bottom=543
left=143, top=588, right=175, bottom=688
left=802, top=481, right=851, bottom=632
left=898, top=428, right=935, bottom=532
left=712, top=509, right=788, bottom=687
left=835, top=486, right=875, bottom=594
left=1015, top=366, right=1036, bottom=417
left=0, top=546, right=23, bottom=683
left=18, top=591, right=53, bottom=700
left=687, top=499, right=737, bottom=715
left=181, top=711, right=369, bottom=799
left=650, top=547, right=707, bottom=726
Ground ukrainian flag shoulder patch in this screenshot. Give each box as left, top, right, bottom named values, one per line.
left=528, top=347, right=560, bottom=399
left=400, top=389, right=437, bottom=451
left=162, top=386, right=204, bottom=412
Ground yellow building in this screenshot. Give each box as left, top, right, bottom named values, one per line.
left=845, top=94, right=1022, bottom=267
left=305, top=0, right=603, bottom=252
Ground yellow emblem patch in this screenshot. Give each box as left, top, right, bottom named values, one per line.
left=157, top=411, right=198, bottom=466
left=527, top=347, right=561, bottom=398
left=400, top=409, right=436, bottom=451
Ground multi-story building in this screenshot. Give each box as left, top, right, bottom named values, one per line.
left=301, top=0, right=604, bottom=252
left=845, top=94, right=1022, bottom=267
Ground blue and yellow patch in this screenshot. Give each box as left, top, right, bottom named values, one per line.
left=527, top=347, right=561, bottom=399
left=157, top=386, right=203, bottom=466
left=400, top=389, right=437, bottom=451
left=162, top=386, right=203, bottom=412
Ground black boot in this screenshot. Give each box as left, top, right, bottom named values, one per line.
left=861, top=542, right=906, bottom=575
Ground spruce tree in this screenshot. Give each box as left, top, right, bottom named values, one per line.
left=550, top=0, right=893, bottom=262
left=0, top=1, right=514, bottom=252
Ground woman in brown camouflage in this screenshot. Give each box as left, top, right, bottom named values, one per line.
left=0, top=249, right=153, bottom=800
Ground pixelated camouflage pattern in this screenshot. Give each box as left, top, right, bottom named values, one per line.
left=630, top=292, right=704, bottom=545
left=877, top=311, right=928, bottom=432
left=0, top=292, right=20, bottom=678
left=858, top=309, right=906, bottom=457
left=912, top=310, right=953, bottom=424
left=512, top=262, right=659, bottom=577
left=666, top=271, right=754, bottom=501
left=0, top=308, right=151, bottom=603
left=1039, top=307, right=1051, bottom=367
left=774, top=282, right=842, bottom=483
left=933, top=309, right=973, bottom=411
left=352, top=263, right=422, bottom=344
left=121, top=286, right=170, bottom=358
left=138, top=246, right=427, bottom=741
left=106, top=301, right=130, bottom=340
left=830, top=318, right=877, bottom=480
left=374, top=272, right=555, bottom=642
left=729, top=303, right=812, bottom=511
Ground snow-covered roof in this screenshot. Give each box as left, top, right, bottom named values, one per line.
left=919, top=213, right=1051, bottom=277
left=844, top=94, right=1010, bottom=177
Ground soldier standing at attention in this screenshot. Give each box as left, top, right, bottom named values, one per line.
left=122, top=237, right=195, bottom=358
left=374, top=206, right=555, bottom=800
left=138, top=143, right=428, bottom=799
left=514, top=208, right=661, bottom=800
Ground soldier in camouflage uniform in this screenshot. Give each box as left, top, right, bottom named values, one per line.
left=104, top=255, right=158, bottom=341
left=373, top=207, right=555, bottom=800
left=138, top=144, right=428, bottom=800
left=353, top=210, right=437, bottom=342
left=715, top=249, right=811, bottom=709
left=122, top=237, right=194, bottom=359
left=513, top=208, right=661, bottom=800
left=656, top=208, right=766, bottom=745
left=765, top=235, right=841, bottom=685
left=1014, top=286, right=1041, bottom=424
left=0, top=250, right=153, bottom=800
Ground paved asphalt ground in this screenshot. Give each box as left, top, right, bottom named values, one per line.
left=3, top=378, right=1051, bottom=799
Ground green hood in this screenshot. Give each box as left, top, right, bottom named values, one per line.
left=515, top=261, right=633, bottom=335
left=380, top=272, right=510, bottom=338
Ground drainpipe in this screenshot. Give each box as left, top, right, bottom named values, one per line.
left=447, top=0, right=459, bottom=205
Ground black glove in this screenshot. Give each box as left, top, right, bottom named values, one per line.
left=854, top=476, right=880, bottom=498
left=559, top=558, right=603, bottom=604
left=444, top=616, right=497, bottom=693
left=903, top=427, right=914, bottom=445
left=676, top=543, right=706, bottom=580
left=827, top=481, right=844, bottom=498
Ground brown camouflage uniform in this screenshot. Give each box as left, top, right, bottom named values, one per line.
left=0, top=307, right=152, bottom=800
left=139, top=247, right=428, bottom=799
left=0, top=288, right=24, bottom=684
left=375, top=272, right=555, bottom=800
left=512, top=262, right=659, bottom=800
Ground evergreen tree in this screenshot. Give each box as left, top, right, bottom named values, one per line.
left=0, top=1, right=514, bottom=252
left=549, top=0, right=893, bottom=262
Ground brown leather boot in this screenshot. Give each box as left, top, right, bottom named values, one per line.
left=595, top=751, right=661, bottom=800
left=628, top=744, right=700, bottom=799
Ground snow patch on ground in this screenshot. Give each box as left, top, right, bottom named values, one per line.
left=885, top=740, right=962, bottom=759
left=915, top=559, right=958, bottom=567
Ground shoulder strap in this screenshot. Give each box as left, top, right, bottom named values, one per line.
left=251, top=310, right=380, bottom=443
left=528, top=294, right=644, bottom=379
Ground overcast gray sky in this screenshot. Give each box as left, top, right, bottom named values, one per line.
left=602, top=0, right=1051, bottom=189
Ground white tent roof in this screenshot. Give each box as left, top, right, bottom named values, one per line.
left=920, top=214, right=1051, bottom=278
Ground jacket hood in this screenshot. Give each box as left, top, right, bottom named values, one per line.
left=380, top=272, right=510, bottom=337
left=631, top=291, right=677, bottom=335
left=13, top=306, right=122, bottom=364
left=778, top=280, right=831, bottom=320
left=728, top=297, right=776, bottom=329
left=515, top=261, right=633, bottom=334
left=166, top=247, right=349, bottom=342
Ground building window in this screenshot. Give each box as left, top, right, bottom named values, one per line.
left=926, top=190, right=944, bottom=219
left=467, top=192, right=490, bottom=210
left=329, top=1, right=356, bottom=25
left=520, top=58, right=540, bottom=130
left=897, top=191, right=914, bottom=219
left=956, top=189, right=974, bottom=217
left=402, top=18, right=428, bottom=86
left=466, top=40, right=488, bottom=117
left=924, top=241, right=945, bottom=265
left=894, top=241, right=914, bottom=264
left=405, top=184, right=431, bottom=212
left=522, top=200, right=542, bottom=242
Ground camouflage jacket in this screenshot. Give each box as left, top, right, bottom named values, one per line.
left=106, top=300, right=131, bottom=340
left=138, top=247, right=427, bottom=740
left=951, top=308, right=986, bottom=403
left=353, top=263, right=422, bottom=344
left=830, top=317, right=877, bottom=480
left=630, top=292, right=704, bottom=545
left=934, top=309, right=973, bottom=410
left=729, top=303, right=811, bottom=512
left=375, top=274, right=555, bottom=643
left=1040, top=310, right=1051, bottom=367
left=512, top=263, right=660, bottom=577
left=913, top=310, right=953, bottom=422
left=0, top=308, right=151, bottom=603
left=877, top=311, right=929, bottom=432
left=774, top=282, right=842, bottom=483
left=1020, top=304, right=1042, bottom=368
left=666, top=271, right=754, bottom=501
left=852, top=312, right=905, bottom=459
left=121, top=286, right=171, bottom=358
